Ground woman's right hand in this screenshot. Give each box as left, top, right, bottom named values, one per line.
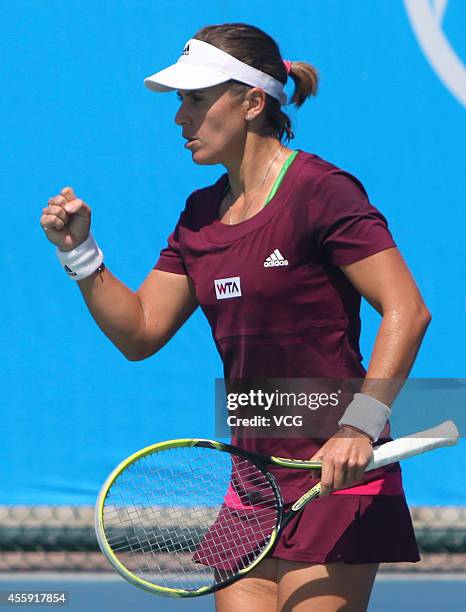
left=40, top=186, right=91, bottom=251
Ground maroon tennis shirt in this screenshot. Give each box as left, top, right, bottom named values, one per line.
left=154, top=150, right=403, bottom=498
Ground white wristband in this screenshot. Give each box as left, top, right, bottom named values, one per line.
left=338, top=393, right=391, bottom=442
left=56, top=233, right=104, bottom=280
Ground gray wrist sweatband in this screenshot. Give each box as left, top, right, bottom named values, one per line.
left=338, top=393, right=391, bottom=442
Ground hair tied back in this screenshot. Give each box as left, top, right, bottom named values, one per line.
left=283, top=60, right=292, bottom=75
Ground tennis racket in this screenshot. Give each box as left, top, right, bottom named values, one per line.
left=95, top=420, right=459, bottom=598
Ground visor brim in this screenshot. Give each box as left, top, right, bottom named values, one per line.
left=144, top=62, right=231, bottom=92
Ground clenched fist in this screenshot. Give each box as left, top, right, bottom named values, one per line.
left=40, top=187, right=91, bottom=251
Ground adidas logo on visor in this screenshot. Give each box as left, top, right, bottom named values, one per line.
left=182, top=43, right=190, bottom=56
left=264, top=249, right=289, bottom=267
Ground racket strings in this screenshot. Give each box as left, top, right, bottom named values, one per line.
left=102, top=446, right=279, bottom=591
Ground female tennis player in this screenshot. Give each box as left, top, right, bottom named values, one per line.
left=41, top=23, right=431, bottom=612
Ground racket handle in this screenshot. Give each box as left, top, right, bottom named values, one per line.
left=367, top=420, right=459, bottom=471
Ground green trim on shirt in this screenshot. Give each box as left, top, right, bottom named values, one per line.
left=264, top=149, right=299, bottom=206
left=222, top=150, right=299, bottom=205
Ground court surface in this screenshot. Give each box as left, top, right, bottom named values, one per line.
left=1, top=573, right=465, bottom=611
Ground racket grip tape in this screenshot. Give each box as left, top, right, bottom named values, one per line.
left=367, top=420, right=459, bottom=471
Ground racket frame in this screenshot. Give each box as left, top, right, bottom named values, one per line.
left=95, top=438, right=295, bottom=597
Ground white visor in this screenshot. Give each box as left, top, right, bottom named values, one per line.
left=144, top=38, right=287, bottom=105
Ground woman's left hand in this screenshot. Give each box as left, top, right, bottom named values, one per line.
left=310, top=426, right=374, bottom=496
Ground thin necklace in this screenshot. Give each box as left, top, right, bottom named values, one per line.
left=227, top=145, right=283, bottom=225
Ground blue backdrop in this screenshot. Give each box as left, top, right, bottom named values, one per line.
left=1, top=1, right=465, bottom=505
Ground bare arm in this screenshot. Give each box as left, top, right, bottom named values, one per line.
left=340, top=246, right=432, bottom=405
left=313, top=246, right=432, bottom=494
left=40, top=186, right=197, bottom=360
left=78, top=267, right=198, bottom=361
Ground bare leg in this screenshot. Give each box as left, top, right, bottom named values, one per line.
left=278, top=560, right=379, bottom=612
left=215, top=559, right=279, bottom=612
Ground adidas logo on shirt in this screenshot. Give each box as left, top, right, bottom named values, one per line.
left=264, top=249, right=289, bottom=268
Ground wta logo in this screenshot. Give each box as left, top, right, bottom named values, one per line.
left=404, top=0, right=466, bottom=108
left=214, top=276, right=242, bottom=300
